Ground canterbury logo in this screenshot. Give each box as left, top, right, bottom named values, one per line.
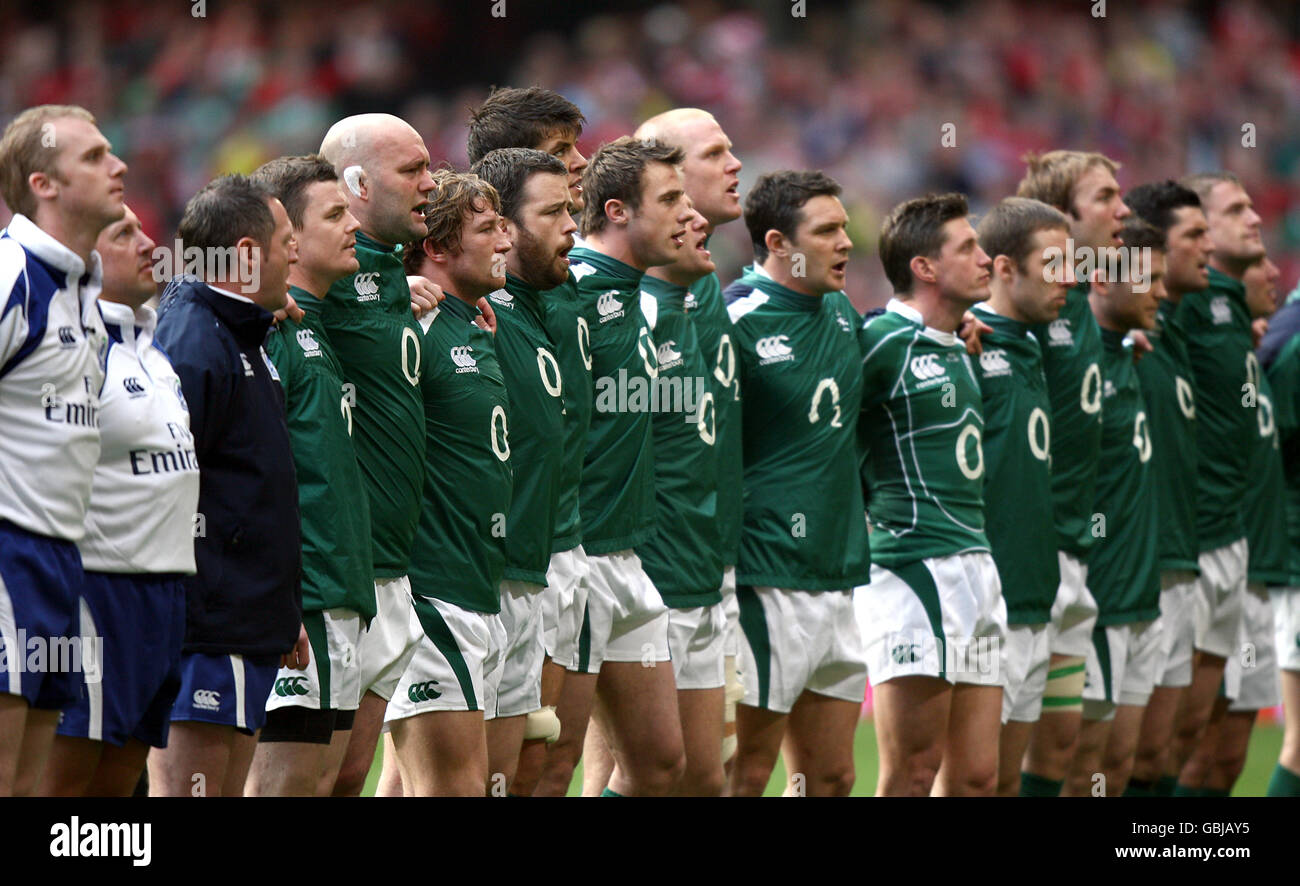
left=1210, top=295, right=1231, bottom=325
left=597, top=290, right=623, bottom=319
left=979, top=349, right=1011, bottom=376
left=123, top=377, right=146, bottom=395
left=296, top=328, right=321, bottom=355
left=239, top=353, right=254, bottom=377
left=756, top=335, right=793, bottom=364
left=274, top=676, right=309, bottom=697
left=354, top=271, right=381, bottom=299
left=657, top=340, right=682, bottom=365
left=407, top=680, right=441, bottom=702
left=450, top=345, right=478, bottom=372
left=57, top=325, right=77, bottom=347
left=910, top=353, right=945, bottom=380
left=684, top=292, right=697, bottom=310
left=1047, top=318, right=1072, bottom=345
left=192, top=689, right=221, bottom=710
left=488, top=289, right=514, bottom=308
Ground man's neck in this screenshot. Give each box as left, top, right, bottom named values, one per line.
left=984, top=287, right=1027, bottom=324
left=287, top=266, right=333, bottom=301
left=356, top=222, right=394, bottom=249
left=422, top=269, right=484, bottom=306
left=905, top=286, right=969, bottom=332
left=1209, top=253, right=1248, bottom=282
left=98, top=291, right=149, bottom=310
left=583, top=233, right=644, bottom=272
left=1087, top=291, right=1129, bottom=333
left=758, top=257, right=821, bottom=298
left=646, top=262, right=703, bottom=289
left=32, top=207, right=96, bottom=267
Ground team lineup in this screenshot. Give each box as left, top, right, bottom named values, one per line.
left=1, top=85, right=1298, bottom=797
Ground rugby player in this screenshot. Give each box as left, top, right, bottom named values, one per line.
left=40, top=206, right=199, bottom=796
left=244, top=156, right=376, bottom=796
left=1122, top=181, right=1211, bottom=796
left=382, top=169, right=513, bottom=796
left=859, top=192, right=1003, bottom=796
left=149, top=175, right=306, bottom=797
left=1016, top=151, right=1130, bottom=796
left=1062, top=220, right=1165, bottom=797
left=0, top=105, right=121, bottom=796
left=725, top=171, right=869, bottom=797
left=1167, top=172, right=1265, bottom=791
left=972, top=197, right=1073, bottom=796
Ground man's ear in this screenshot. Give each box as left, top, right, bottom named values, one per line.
left=604, top=198, right=629, bottom=228
left=236, top=234, right=262, bottom=281
left=763, top=228, right=789, bottom=260
left=27, top=170, right=59, bottom=202
left=909, top=254, right=937, bottom=287
left=992, top=253, right=1015, bottom=284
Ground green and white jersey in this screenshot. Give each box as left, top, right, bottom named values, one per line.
left=1135, top=299, right=1199, bottom=573
left=971, top=305, right=1058, bottom=625
left=635, top=274, right=724, bottom=608
left=1244, top=371, right=1289, bottom=586
left=860, top=299, right=989, bottom=568
left=1175, top=267, right=1257, bottom=552
left=488, top=275, right=566, bottom=585
left=1265, top=300, right=1300, bottom=584
left=1029, top=283, right=1104, bottom=557
left=540, top=270, right=592, bottom=554
left=321, top=231, right=425, bottom=579
left=407, top=296, right=512, bottom=614
left=685, top=271, right=743, bottom=566
left=570, top=246, right=657, bottom=555
left=1088, top=328, right=1160, bottom=625
left=265, top=287, right=376, bottom=621
left=725, top=265, right=869, bottom=590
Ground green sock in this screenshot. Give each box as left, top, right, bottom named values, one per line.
left=1202, top=787, right=1229, bottom=798
left=1019, top=772, right=1064, bottom=797
left=1172, top=782, right=1202, bottom=797
left=600, top=787, right=623, bottom=798
left=1123, top=779, right=1156, bottom=798
left=1267, top=763, right=1300, bottom=797
left=1156, top=775, right=1178, bottom=796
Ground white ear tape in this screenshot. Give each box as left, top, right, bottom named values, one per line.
left=343, top=165, right=364, bottom=197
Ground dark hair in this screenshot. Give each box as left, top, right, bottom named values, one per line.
left=976, top=197, right=1070, bottom=273
left=250, top=154, right=338, bottom=230
left=1118, top=218, right=1166, bottom=254
left=743, top=170, right=842, bottom=263
left=579, top=136, right=685, bottom=236
left=1124, top=180, right=1202, bottom=239
left=467, top=86, right=586, bottom=164
left=177, top=174, right=274, bottom=253
left=878, top=192, right=970, bottom=294
left=470, top=148, right=567, bottom=224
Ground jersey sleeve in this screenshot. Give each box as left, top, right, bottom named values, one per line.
left=0, top=240, right=32, bottom=368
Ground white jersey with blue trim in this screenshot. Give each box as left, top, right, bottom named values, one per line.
left=80, top=299, right=200, bottom=574
left=0, top=214, right=107, bottom=541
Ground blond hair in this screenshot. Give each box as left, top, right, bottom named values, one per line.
left=1016, top=150, right=1119, bottom=216
left=0, top=105, right=97, bottom=217
left=404, top=168, right=501, bottom=273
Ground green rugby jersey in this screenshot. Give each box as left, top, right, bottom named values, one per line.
left=407, top=295, right=512, bottom=613
left=320, top=231, right=425, bottom=579
left=1029, top=284, right=1104, bottom=557
left=725, top=266, right=869, bottom=590
left=570, top=246, right=657, bottom=555
left=860, top=299, right=989, bottom=568
left=971, top=306, right=1058, bottom=625
left=1134, top=299, right=1199, bottom=573
left=488, top=275, right=566, bottom=585
left=540, top=270, right=592, bottom=553
left=1244, top=371, right=1289, bottom=586
left=1088, top=328, right=1160, bottom=625
left=1266, top=297, right=1300, bottom=583
left=1175, top=267, right=1257, bottom=552
left=265, top=287, right=376, bottom=620
left=635, top=274, right=724, bottom=608
left=685, top=271, right=743, bottom=567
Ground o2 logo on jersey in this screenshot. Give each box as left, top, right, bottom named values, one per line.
left=1175, top=375, right=1196, bottom=420
left=636, top=326, right=659, bottom=379
left=354, top=272, right=381, bottom=301
left=756, top=335, right=793, bottom=365
left=955, top=424, right=984, bottom=480
left=400, top=326, right=421, bottom=386
left=1258, top=392, right=1276, bottom=442
left=808, top=377, right=843, bottom=428
left=577, top=316, right=592, bottom=371
left=1027, top=407, right=1050, bottom=463
left=696, top=390, right=717, bottom=445
left=1080, top=363, right=1102, bottom=415
left=909, top=353, right=945, bottom=381
left=490, top=405, right=510, bottom=462
left=536, top=347, right=563, bottom=398
left=714, top=333, right=736, bottom=391
left=1133, top=411, right=1152, bottom=463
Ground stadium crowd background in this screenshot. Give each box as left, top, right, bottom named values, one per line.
left=1, top=0, right=1297, bottom=312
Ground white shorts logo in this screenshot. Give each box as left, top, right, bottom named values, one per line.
left=192, top=689, right=221, bottom=710
left=451, top=345, right=478, bottom=373
left=910, top=352, right=944, bottom=381
left=756, top=334, right=794, bottom=365
left=354, top=272, right=381, bottom=300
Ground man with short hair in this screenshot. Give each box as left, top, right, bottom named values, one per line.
left=0, top=105, right=123, bottom=795
left=1063, top=220, right=1166, bottom=797
left=1122, top=180, right=1212, bottom=796
left=149, top=174, right=306, bottom=797
left=1016, top=150, right=1130, bottom=795
left=243, top=155, right=376, bottom=796
left=382, top=169, right=513, bottom=796
left=858, top=192, right=1004, bottom=796
left=467, top=86, right=588, bottom=213
left=1167, top=172, right=1265, bottom=792
left=725, top=170, right=869, bottom=796
left=972, top=197, right=1072, bottom=796
left=40, top=206, right=199, bottom=797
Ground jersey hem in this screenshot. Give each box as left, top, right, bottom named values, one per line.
left=1094, top=606, right=1161, bottom=628
left=1197, top=531, right=1246, bottom=555
left=733, top=573, right=867, bottom=592
left=661, top=590, right=725, bottom=609
left=583, top=526, right=656, bottom=557
left=503, top=565, right=549, bottom=586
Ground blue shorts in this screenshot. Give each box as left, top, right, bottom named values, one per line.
left=0, top=519, right=84, bottom=709
left=57, top=571, right=186, bottom=748
left=169, top=652, right=280, bottom=735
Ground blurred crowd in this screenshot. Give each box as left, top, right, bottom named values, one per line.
left=2, top=0, right=1297, bottom=310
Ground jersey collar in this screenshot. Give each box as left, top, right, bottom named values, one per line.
left=439, top=292, right=481, bottom=325
left=640, top=273, right=688, bottom=311
left=97, top=298, right=156, bottom=351
left=886, top=297, right=958, bottom=346
left=741, top=264, right=823, bottom=312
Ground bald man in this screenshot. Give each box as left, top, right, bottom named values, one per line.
left=315, top=115, right=436, bottom=796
